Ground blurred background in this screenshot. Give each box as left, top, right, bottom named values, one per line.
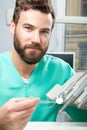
left=0, top=0, right=87, bottom=72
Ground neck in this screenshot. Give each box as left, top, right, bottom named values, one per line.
left=10, top=50, right=36, bottom=78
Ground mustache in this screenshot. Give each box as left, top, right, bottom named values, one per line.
left=23, top=43, right=43, bottom=50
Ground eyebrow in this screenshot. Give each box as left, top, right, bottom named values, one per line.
left=23, top=23, right=34, bottom=28
left=23, top=23, right=51, bottom=31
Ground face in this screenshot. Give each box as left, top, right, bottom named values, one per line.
left=10, top=9, right=53, bottom=64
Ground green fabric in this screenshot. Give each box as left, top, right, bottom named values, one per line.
left=0, top=51, right=86, bottom=122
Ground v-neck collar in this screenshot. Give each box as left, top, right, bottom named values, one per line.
left=7, top=51, right=44, bottom=84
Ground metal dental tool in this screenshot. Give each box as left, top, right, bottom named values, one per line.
left=39, top=100, right=56, bottom=104
left=78, top=95, right=87, bottom=109
left=58, top=79, right=87, bottom=114
left=57, top=72, right=87, bottom=103
left=56, top=80, right=77, bottom=102
left=42, top=72, right=87, bottom=110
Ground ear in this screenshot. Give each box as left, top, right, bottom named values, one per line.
left=10, top=20, right=16, bottom=35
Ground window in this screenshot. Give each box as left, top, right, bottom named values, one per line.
left=49, top=0, right=87, bottom=72
left=65, top=0, right=87, bottom=71
left=81, top=0, right=87, bottom=16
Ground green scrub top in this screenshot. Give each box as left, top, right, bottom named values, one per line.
left=0, top=51, right=87, bottom=122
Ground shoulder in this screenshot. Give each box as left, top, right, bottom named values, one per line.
left=0, top=51, right=9, bottom=59
left=40, top=54, right=75, bottom=83
left=42, top=54, right=71, bottom=68
left=0, top=51, right=10, bottom=64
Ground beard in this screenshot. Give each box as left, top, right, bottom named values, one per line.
left=13, top=33, right=48, bottom=64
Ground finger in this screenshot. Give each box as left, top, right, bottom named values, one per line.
left=13, top=97, right=40, bottom=111
left=14, top=97, right=35, bottom=103
left=20, top=118, right=29, bottom=129
left=9, top=97, right=34, bottom=103
left=12, top=105, right=36, bottom=121
left=17, top=116, right=30, bottom=129
left=13, top=116, right=29, bottom=130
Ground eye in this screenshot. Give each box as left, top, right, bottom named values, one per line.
left=41, top=30, right=50, bottom=35
left=24, top=26, right=32, bottom=31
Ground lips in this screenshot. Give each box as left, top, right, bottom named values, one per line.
left=26, top=47, right=40, bottom=51
left=24, top=43, right=42, bottom=50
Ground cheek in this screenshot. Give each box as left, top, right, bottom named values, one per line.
left=41, top=36, right=50, bottom=47
left=16, top=31, right=28, bottom=45
left=16, top=27, right=30, bottom=41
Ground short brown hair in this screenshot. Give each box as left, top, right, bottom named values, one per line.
left=13, top=0, right=56, bottom=29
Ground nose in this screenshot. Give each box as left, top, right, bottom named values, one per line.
left=32, top=30, right=40, bottom=43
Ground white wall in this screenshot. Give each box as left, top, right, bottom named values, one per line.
left=0, top=0, right=15, bottom=52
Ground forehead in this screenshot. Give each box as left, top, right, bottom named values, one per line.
left=18, top=9, right=53, bottom=29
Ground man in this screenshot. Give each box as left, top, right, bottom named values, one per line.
left=0, top=0, right=87, bottom=130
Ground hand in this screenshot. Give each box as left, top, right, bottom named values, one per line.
left=0, top=97, right=40, bottom=130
